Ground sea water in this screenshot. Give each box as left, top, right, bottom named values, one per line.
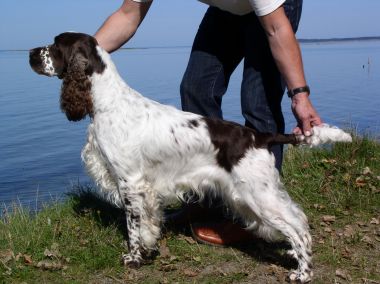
left=0, top=40, right=379, bottom=209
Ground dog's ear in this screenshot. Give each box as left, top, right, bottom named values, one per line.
left=60, top=51, right=93, bottom=121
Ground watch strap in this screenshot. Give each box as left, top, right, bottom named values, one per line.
left=287, top=85, right=310, bottom=98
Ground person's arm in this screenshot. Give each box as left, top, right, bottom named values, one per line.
left=258, top=7, right=322, bottom=136
left=95, top=0, right=153, bottom=53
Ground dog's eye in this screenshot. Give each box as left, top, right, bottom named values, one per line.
left=51, top=42, right=61, bottom=49
left=50, top=43, right=61, bottom=52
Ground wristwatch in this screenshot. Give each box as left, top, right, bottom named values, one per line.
left=287, top=85, right=310, bottom=98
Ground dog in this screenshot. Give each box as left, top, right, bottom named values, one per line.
left=29, top=32, right=352, bottom=283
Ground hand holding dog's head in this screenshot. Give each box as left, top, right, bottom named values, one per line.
left=29, top=32, right=105, bottom=121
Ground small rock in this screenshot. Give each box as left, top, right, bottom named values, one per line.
left=361, top=235, right=374, bottom=246
left=324, top=227, right=332, bottom=233
left=335, top=268, right=352, bottom=281
left=183, top=268, right=198, bottom=277
left=0, top=249, right=15, bottom=264
left=35, top=260, right=66, bottom=270
left=179, top=234, right=197, bottom=245
left=362, top=167, right=372, bottom=175
left=322, top=215, right=336, bottom=223
left=159, top=239, right=171, bottom=259
left=355, top=177, right=366, bottom=187
left=159, top=264, right=177, bottom=272
left=23, top=254, right=33, bottom=265
left=343, top=225, right=355, bottom=238
left=193, top=256, right=201, bottom=262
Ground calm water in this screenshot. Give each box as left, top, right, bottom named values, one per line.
left=1, top=41, right=379, bottom=209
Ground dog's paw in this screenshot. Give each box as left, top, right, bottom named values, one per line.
left=287, top=269, right=313, bottom=283
left=122, top=253, right=142, bottom=268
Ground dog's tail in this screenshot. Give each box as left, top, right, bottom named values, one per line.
left=265, top=124, right=352, bottom=147
left=263, top=133, right=300, bottom=146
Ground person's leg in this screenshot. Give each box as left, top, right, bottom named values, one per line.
left=180, top=7, right=243, bottom=211
left=180, top=7, right=244, bottom=118
left=177, top=8, right=256, bottom=245
left=241, top=18, right=285, bottom=169
left=240, top=0, right=304, bottom=170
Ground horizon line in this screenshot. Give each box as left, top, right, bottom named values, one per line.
left=1, top=36, right=380, bottom=52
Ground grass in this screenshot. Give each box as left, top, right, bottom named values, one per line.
left=1, top=134, right=379, bottom=283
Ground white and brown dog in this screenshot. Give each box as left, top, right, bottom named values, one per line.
left=29, top=32, right=352, bottom=283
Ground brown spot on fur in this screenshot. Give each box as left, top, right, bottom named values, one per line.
left=60, top=53, right=93, bottom=121
left=203, top=117, right=299, bottom=172
left=203, top=118, right=256, bottom=172
left=188, top=119, right=199, bottom=128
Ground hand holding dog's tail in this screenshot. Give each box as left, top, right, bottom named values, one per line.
left=269, top=124, right=352, bottom=147
left=297, top=123, right=352, bottom=147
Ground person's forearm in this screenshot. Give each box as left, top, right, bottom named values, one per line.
left=259, top=7, right=307, bottom=92
left=95, top=10, right=139, bottom=53
left=267, top=27, right=306, bottom=91
left=95, top=0, right=152, bottom=53
left=259, top=7, right=322, bottom=135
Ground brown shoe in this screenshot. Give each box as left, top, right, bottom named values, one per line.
left=191, top=220, right=254, bottom=246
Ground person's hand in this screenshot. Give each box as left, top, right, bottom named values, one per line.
left=291, top=93, right=322, bottom=136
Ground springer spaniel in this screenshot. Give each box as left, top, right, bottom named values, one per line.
left=29, top=32, right=352, bottom=283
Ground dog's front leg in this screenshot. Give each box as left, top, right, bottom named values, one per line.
left=120, top=188, right=144, bottom=268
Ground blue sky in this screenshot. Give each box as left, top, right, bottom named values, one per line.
left=0, top=0, right=379, bottom=50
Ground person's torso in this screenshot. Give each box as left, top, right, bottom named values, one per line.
left=198, top=0, right=253, bottom=15
left=133, top=0, right=285, bottom=16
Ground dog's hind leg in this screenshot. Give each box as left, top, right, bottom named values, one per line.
left=227, top=150, right=313, bottom=283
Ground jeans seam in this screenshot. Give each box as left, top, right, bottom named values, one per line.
left=210, top=64, right=224, bottom=101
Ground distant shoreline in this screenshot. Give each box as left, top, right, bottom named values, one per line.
left=1, top=36, right=380, bottom=52
left=298, top=36, right=380, bottom=44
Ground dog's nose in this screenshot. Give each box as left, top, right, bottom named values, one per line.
left=29, top=48, right=43, bottom=70
left=29, top=48, right=40, bottom=56
left=29, top=48, right=38, bottom=60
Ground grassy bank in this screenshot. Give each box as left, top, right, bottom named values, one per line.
left=1, top=135, right=379, bottom=283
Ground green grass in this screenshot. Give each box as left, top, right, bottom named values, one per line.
left=282, top=135, right=380, bottom=283
left=0, top=191, right=126, bottom=283
left=1, top=134, right=379, bottom=283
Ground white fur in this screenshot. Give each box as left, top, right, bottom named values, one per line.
left=82, top=47, right=316, bottom=280
left=35, top=40, right=352, bottom=283
left=40, top=47, right=57, bottom=76
left=305, top=123, right=352, bottom=146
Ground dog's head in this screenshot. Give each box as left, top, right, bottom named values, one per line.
left=29, top=32, right=105, bottom=121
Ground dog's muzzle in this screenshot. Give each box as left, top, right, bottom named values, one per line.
left=29, top=48, right=45, bottom=75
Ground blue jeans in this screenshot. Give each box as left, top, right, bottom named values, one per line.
left=180, top=0, right=303, bottom=170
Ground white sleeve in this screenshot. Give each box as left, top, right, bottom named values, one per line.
left=249, top=0, right=286, bottom=16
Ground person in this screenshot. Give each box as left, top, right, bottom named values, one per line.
left=94, top=0, right=322, bottom=245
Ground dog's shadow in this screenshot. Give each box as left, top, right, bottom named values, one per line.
left=232, top=239, right=297, bottom=270
left=70, top=186, right=297, bottom=270
left=69, top=186, right=128, bottom=240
